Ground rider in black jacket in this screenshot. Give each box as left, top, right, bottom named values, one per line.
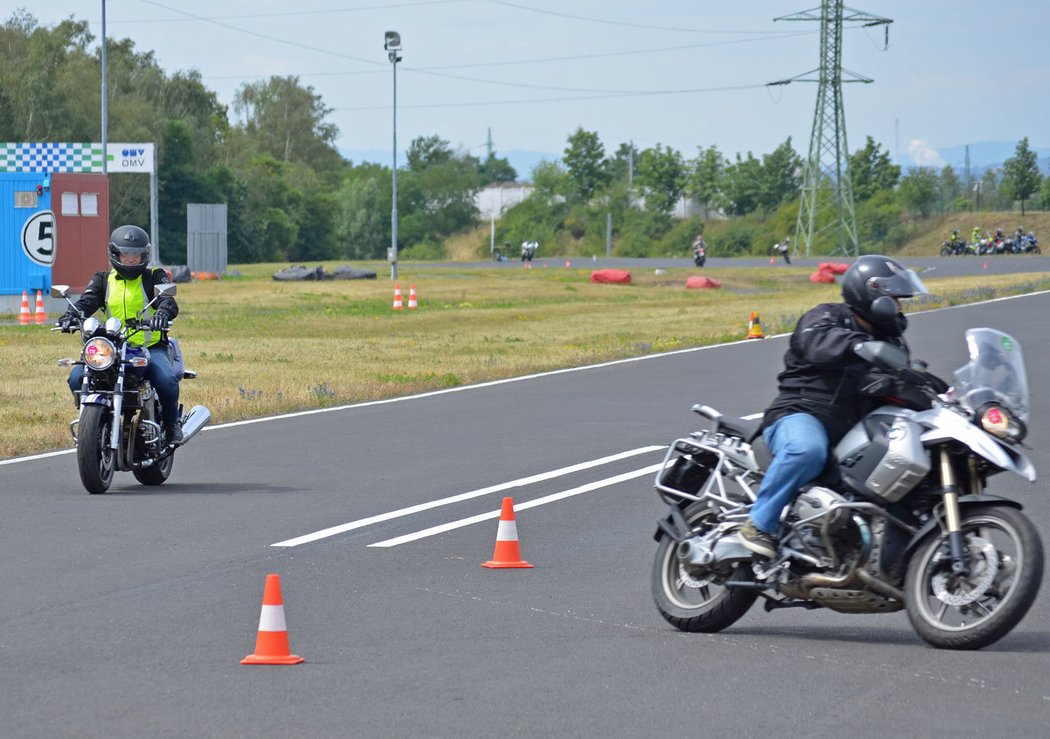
left=738, top=255, right=928, bottom=558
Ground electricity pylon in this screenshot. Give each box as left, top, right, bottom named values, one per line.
left=771, top=2, right=891, bottom=257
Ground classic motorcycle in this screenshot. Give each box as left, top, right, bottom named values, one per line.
left=521, top=240, right=539, bottom=262
left=651, top=328, right=1043, bottom=649
left=52, top=284, right=211, bottom=494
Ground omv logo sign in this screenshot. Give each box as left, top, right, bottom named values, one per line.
left=106, top=143, right=154, bottom=172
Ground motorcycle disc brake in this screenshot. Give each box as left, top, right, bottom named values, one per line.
left=930, top=537, right=999, bottom=606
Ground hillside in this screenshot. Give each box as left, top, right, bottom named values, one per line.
left=896, top=211, right=1050, bottom=257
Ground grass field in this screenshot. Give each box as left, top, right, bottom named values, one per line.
left=2, top=261, right=1048, bottom=460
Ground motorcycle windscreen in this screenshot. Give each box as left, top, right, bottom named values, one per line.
left=953, top=328, right=1030, bottom=423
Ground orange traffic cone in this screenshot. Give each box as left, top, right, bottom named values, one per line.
left=769, top=256, right=775, bottom=265
left=18, top=290, right=31, bottom=325
left=565, top=260, right=571, bottom=268
left=482, top=497, right=534, bottom=569
left=34, top=290, right=47, bottom=325
left=392, top=283, right=403, bottom=310
left=407, top=285, right=418, bottom=309
left=746, top=311, right=765, bottom=339
left=241, top=574, right=304, bottom=665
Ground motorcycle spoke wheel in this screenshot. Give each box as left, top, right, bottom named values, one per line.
left=77, top=405, right=115, bottom=494
left=905, top=507, right=1043, bottom=650
left=651, top=503, right=757, bottom=633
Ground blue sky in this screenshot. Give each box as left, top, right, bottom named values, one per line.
left=26, top=1, right=1050, bottom=172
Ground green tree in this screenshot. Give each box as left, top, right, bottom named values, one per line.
left=398, top=135, right=479, bottom=247
left=562, top=128, right=609, bottom=203
left=608, top=142, right=639, bottom=184
left=720, top=152, right=763, bottom=216
left=335, top=163, right=390, bottom=260
left=529, top=160, right=568, bottom=203
left=1001, top=137, right=1042, bottom=215
left=636, top=144, right=686, bottom=214
left=687, top=145, right=724, bottom=218
left=898, top=168, right=939, bottom=217
left=849, top=136, right=900, bottom=201
left=1039, top=166, right=1050, bottom=210
left=233, top=76, right=343, bottom=180
left=477, top=153, right=517, bottom=185
left=758, top=138, right=801, bottom=211
left=938, top=165, right=961, bottom=213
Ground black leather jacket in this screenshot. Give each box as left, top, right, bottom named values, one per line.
left=760, top=302, right=909, bottom=444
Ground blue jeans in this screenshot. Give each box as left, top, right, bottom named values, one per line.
left=68, top=344, right=180, bottom=427
left=749, top=413, right=829, bottom=534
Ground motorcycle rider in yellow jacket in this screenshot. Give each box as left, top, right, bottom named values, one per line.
left=57, top=225, right=183, bottom=443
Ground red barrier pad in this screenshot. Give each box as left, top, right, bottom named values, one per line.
left=590, top=269, right=632, bottom=284
left=685, top=276, right=722, bottom=289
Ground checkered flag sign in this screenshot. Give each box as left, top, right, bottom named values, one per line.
left=0, top=142, right=105, bottom=173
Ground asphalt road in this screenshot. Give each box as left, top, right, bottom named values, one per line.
left=2, top=282, right=1049, bottom=736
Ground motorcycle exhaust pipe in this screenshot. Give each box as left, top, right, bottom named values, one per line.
left=180, top=405, right=211, bottom=444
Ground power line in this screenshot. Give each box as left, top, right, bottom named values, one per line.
left=483, top=0, right=807, bottom=34
left=201, top=30, right=817, bottom=81
left=332, top=82, right=769, bottom=112
left=115, top=0, right=470, bottom=23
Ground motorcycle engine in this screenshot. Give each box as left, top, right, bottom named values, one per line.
left=790, top=486, right=850, bottom=533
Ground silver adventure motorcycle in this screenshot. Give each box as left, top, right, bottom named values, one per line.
left=651, top=328, right=1043, bottom=649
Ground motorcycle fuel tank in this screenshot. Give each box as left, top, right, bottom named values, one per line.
left=835, top=409, right=930, bottom=502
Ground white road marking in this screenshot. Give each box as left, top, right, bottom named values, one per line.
left=270, top=446, right=665, bottom=547
left=369, top=462, right=665, bottom=548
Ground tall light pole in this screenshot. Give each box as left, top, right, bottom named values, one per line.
left=101, top=0, right=108, bottom=175
left=384, top=31, right=402, bottom=280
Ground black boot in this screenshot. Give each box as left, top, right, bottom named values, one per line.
left=166, top=422, right=184, bottom=445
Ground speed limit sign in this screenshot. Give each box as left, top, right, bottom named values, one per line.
left=21, top=210, right=56, bottom=266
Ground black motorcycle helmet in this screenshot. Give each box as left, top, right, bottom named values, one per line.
left=841, top=255, right=927, bottom=336
left=108, top=225, right=151, bottom=280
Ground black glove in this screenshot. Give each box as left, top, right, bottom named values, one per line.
left=57, top=314, right=77, bottom=333
left=149, top=311, right=171, bottom=331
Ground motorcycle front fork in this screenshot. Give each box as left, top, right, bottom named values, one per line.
left=938, top=447, right=979, bottom=576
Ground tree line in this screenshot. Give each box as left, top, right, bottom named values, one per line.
left=2, top=11, right=1046, bottom=263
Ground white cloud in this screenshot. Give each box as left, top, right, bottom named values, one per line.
left=907, top=140, right=945, bottom=168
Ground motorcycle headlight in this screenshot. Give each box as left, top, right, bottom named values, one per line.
left=978, top=403, right=1026, bottom=442
left=83, top=337, right=117, bottom=371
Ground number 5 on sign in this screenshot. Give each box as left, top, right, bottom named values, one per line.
left=21, top=210, right=56, bottom=266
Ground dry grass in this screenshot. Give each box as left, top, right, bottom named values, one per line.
left=3, top=262, right=1048, bottom=459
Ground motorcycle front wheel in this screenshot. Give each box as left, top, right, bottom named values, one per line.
left=651, top=502, right=757, bottom=633
left=904, top=505, right=1043, bottom=650
left=77, top=404, right=115, bottom=494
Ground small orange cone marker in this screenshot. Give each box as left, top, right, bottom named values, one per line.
left=18, top=290, right=31, bottom=325
left=482, top=497, right=534, bottom=569
left=392, top=283, right=403, bottom=310
left=407, top=284, right=418, bottom=309
left=34, top=290, right=47, bottom=325
left=565, top=260, right=571, bottom=268
left=746, top=311, right=765, bottom=339
left=241, top=574, right=304, bottom=665
left=769, top=256, right=775, bottom=265
left=982, top=261, right=988, bottom=269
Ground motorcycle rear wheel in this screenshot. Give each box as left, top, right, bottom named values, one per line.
left=77, top=404, right=115, bottom=494
left=652, top=502, right=757, bottom=632
left=133, top=451, right=174, bottom=486
left=904, top=506, right=1043, bottom=650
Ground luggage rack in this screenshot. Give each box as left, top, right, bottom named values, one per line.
left=654, top=427, right=761, bottom=509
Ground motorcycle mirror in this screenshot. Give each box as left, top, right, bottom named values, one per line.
left=51, top=285, right=70, bottom=299
left=155, top=283, right=177, bottom=297
left=854, top=340, right=909, bottom=370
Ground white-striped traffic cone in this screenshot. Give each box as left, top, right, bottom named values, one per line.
left=18, top=290, right=31, bottom=325
left=241, top=574, right=304, bottom=665
left=34, top=290, right=47, bottom=325
left=392, top=283, right=403, bottom=310
left=482, top=497, right=534, bottom=569
left=407, top=285, right=418, bottom=309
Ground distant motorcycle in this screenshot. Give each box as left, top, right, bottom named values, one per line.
left=52, top=284, right=211, bottom=494
left=772, top=241, right=791, bottom=264
left=940, top=240, right=969, bottom=256
left=1020, top=234, right=1040, bottom=255
left=521, top=240, right=539, bottom=262
left=693, top=245, right=707, bottom=267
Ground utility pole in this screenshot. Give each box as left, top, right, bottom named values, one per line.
left=770, top=1, right=892, bottom=257
left=486, top=128, right=494, bottom=159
